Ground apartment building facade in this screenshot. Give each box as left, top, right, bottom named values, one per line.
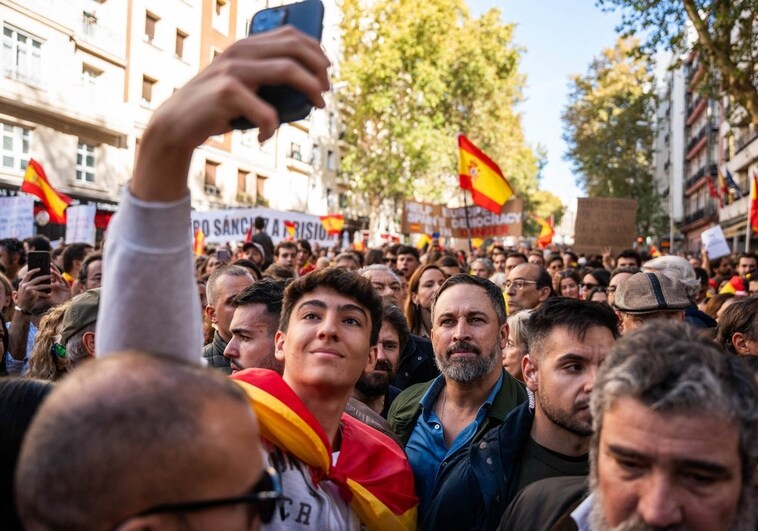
left=654, top=48, right=758, bottom=254
left=0, top=0, right=344, bottom=242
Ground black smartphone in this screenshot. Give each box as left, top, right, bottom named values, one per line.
left=27, top=251, right=51, bottom=294
left=230, top=0, right=325, bottom=130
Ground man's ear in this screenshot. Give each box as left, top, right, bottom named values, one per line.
left=274, top=330, right=286, bottom=362
left=363, top=345, right=378, bottom=375
left=522, top=354, right=538, bottom=392
left=499, top=322, right=509, bottom=350
left=204, top=304, right=217, bottom=325
left=731, top=332, right=751, bottom=355
left=537, top=286, right=551, bottom=303
left=82, top=331, right=96, bottom=356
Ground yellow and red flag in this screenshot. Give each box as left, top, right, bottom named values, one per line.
left=531, top=214, right=554, bottom=248
left=750, top=172, right=758, bottom=236
left=284, top=220, right=296, bottom=239
left=231, top=369, right=418, bottom=530
left=319, top=214, right=344, bottom=236
left=193, top=228, right=205, bottom=256
left=458, top=134, right=513, bottom=214
left=21, top=159, right=71, bottom=223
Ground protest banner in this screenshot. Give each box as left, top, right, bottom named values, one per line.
left=65, top=204, right=97, bottom=246
left=190, top=207, right=340, bottom=247
left=0, top=196, right=34, bottom=239
left=402, top=199, right=523, bottom=238
left=573, top=198, right=637, bottom=256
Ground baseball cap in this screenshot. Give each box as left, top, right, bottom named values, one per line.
left=60, top=289, right=101, bottom=345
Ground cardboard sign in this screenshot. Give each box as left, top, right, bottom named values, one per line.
left=190, top=207, right=340, bottom=246
left=701, top=225, right=731, bottom=259
left=0, top=196, right=34, bottom=239
left=65, top=204, right=97, bottom=245
left=402, top=199, right=523, bottom=238
left=573, top=198, right=637, bottom=256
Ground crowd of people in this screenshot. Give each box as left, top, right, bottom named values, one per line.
left=0, top=27, right=756, bottom=531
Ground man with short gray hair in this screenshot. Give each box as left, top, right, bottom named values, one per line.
left=499, top=320, right=758, bottom=531
left=360, top=264, right=404, bottom=305
left=203, top=264, right=255, bottom=373
left=585, top=321, right=757, bottom=530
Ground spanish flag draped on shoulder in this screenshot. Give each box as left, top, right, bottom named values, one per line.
left=458, top=134, right=513, bottom=214
left=21, top=159, right=72, bottom=223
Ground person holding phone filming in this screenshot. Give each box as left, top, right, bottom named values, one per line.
left=17, top=24, right=417, bottom=531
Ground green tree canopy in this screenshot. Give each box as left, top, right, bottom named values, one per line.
left=597, top=0, right=758, bottom=126
left=338, top=0, right=557, bottom=230
left=562, top=37, right=667, bottom=236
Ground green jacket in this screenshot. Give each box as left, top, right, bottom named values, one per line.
left=388, top=369, right=528, bottom=446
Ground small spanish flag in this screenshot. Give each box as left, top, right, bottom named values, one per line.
left=193, top=228, right=205, bottom=256
left=21, top=159, right=72, bottom=223
left=532, top=214, right=554, bottom=248
left=320, top=214, right=344, bottom=236
left=284, top=220, right=296, bottom=239
left=458, top=134, right=513, bottom=214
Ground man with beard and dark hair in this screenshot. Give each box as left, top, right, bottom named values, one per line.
left=422, top=298, right=618, bottom=530
left=388, top=274, right=527, bottom=516
left=352, top=303, right=409, bottom=417
left=499, top=321, right=757, bottom=531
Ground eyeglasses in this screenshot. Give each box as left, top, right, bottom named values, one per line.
left=580, top=282, right=599, bottom=290
left=124, top=467, right=281, bottom=526
left=51, top=342, right=67, bottom=359
left=504, top=279, right=537, bottom=290
left=606, top=286, right=618, bottom=293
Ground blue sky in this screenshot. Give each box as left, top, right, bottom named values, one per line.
left=468, top=0, right=622, bottom=205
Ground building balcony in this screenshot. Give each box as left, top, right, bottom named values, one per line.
left=735, top=126, right=757, bottom=154
left=684, top=163, right=717, bottom=192
left=685, top=125, right=708, bottom=159
left=680, top=202, right=718, bottom=228
left=686, top=96, right=706, bottom=125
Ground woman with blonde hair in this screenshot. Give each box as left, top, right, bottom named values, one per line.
left=502, top=309, right=532, bottom=382
left=27, top=300, right=72, bottom=381
left=404, top=264, right=447, bottom=337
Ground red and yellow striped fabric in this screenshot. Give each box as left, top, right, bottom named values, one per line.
left=231, top=369, right=418, bottom=530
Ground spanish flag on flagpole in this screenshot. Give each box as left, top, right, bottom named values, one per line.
left=458, top=134, right=513, bottom=214
left=21, top=159, right=72, bottom=223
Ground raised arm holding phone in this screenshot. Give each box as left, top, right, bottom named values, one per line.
left=97, top=27, right=330, bottom=361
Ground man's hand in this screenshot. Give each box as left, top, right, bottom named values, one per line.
left=601, top=247, right=613, bottom=271
left=132, top=27, right=331, bottom=203
left=14, top=268, right=51, bottom=313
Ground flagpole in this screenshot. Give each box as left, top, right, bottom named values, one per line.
left=462, top=189, right=473, bottom=254
left=746, top=172, right=754, bottom=253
